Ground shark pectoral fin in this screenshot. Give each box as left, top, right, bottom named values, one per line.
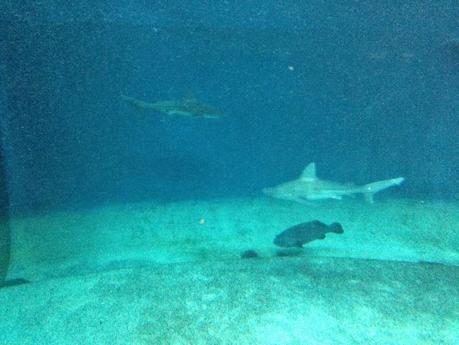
left=364, top=192, right=375, bottom=204
left=292, top=197, right=314, bottom=205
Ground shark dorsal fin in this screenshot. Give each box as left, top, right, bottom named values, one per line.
left=300, top=162, right=317, bottom=180
left=182, top=92, right=199, bottom=104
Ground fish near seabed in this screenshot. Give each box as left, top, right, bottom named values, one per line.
left=263, top=162, right=404, bottom=204
left=121, top=93, right=223, bottom=119
left=273, top=220, right=344, bottom=248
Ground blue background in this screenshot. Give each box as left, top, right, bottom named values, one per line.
left=1, top=1, right=459, bottom=212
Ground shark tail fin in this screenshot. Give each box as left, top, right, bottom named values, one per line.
left=121, top=94, right=155, bottom=110
left=361, top=177, right=405, bottom=203
left=121, top=94, right=137, bottom=104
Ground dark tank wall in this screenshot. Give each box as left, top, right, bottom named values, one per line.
left=0, top=74, right=10, bottom=281
left=1, top=1, right=459, bottom=213
left=0, top=148, right=10, bottom=281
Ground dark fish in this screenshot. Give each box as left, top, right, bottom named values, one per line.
left=273, top=220, right=344, bottom=248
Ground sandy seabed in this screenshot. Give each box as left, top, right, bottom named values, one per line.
left=1, top=197, right=458, bottom=344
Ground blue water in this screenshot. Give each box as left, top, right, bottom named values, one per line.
left=1, top=1, right=459, bottom=213
left=1, top=4, right=459, bottom=344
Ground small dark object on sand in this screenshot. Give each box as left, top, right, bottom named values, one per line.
left=241, top=249, right=259, bottom=259
left=274, top=220, right=344, bottom=248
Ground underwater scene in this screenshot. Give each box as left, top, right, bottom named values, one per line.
left=0, top=1, right=458, bottom=344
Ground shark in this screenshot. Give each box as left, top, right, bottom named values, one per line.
left=263, top=162, right=404, bottom=204
left=121, top=93, right=223, bottom=119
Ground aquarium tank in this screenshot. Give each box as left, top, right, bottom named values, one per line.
left=0, top=1, right=458, bottom=344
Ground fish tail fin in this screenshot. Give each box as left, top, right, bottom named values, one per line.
left=329, top=222, right=344, bottom=234
left=361, top=177, right=405, bottom=203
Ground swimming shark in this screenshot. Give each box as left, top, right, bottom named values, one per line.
left=121, top=93, right=223, bottom=119
left=263, top=162, right=404, bottom=204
